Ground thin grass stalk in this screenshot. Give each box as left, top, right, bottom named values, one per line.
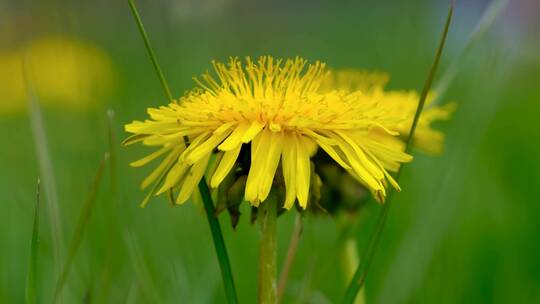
left=341, top=4, right=454, bottom=303
left=277, top=214, right=303, bottom=303
left=126, top=281, right=139, bottom=304
left=127, top=0, right=173, bottom=101
left=198, top=180, right=239, bottom=303
left=25, top=179, right=41, bottom=304
left=126, top=1, right=238, bottom=302
left=96, top=110, right=119, bottom=303
left=404, top=6, right=454, bottom=151
left=54, top=155, right=107, bottom=302
left=340, top=236, right=365, bottom=304
left=106, top=109, right=118, bottom=201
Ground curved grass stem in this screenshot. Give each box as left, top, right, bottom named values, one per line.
left=341, top=3, right=454, bottom=303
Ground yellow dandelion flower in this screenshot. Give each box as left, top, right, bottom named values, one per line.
left=324, top=69, right=455, bottom=155
left=371, top=91, right=455, bottom=155
left=0, top=36, right=114, bottom=115
left=124, top=57, right=413, bottom=209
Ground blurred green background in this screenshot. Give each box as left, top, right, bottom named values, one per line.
left=1, top=0, right=539, bottom=303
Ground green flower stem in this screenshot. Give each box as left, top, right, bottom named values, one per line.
left=258, top=196, right=278, bottom=304
left=127, top=1, right=238, bottom=302
left=341, top=3, right=454, bottom=304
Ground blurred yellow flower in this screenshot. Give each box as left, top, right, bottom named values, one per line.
left=0, top=36, right=114, bottom=114
left=323, top=69, right=455, bottom=155
left=321, top=68, right=389, bottom=93
left=370, top=90, right=455, bottom=156
left=124, top=57, right=412, bottom=208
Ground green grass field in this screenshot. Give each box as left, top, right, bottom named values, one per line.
left=1, top=0, right=539, bottom=303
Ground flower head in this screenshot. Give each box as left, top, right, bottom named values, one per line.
left=369, top=90, right=455, bottom=155
left=124, top=57, right=412, bottom=209
left=312, top=69, right=456, bottom=215
left=324, top=69, right=455, bottom=155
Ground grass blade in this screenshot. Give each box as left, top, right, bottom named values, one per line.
left=95, top=110, right=119, bottom=303
left=23, top=58, right=65, bottom=282
left=127, top=1, right=238, bottom=302
left=404, top=5, right=454, bottom=152
left=54, top=155, right=108, bottom=302
left=25, top=178, right=41, bottom=304
left=198, top=180, right=239, bottom=304
left=127, top=0, right=173, bottom=101
left=107, top=109, right=118, bottom=201
left=340, top=236, right=364, bottom=304
left=341, top=3, right=454, bottom=303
